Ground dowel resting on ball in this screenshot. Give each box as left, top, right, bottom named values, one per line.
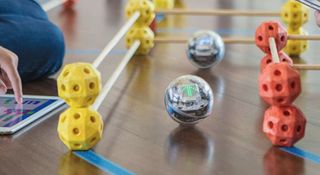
left=155, top=9, right=280, bottom=17
left=93, top=40, right=141, bottom=110
left=154, top=34, right=320, bottom=44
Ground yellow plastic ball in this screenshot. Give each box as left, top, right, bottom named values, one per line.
left=154, top=0, right=175, bottom=10
left=57, top=107, right=103, bottom=150
left=284, top=28, right=308, bottom=56
left=125, top=0, right=155, bottom=26
left=126, top=26, right=155, bottom=55
left=57, top=63, right=101, bottom=108
left=281, top=0, right=309, bottom=29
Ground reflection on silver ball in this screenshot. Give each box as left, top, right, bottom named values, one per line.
left=187, top=31, right=225, bottom=69
left=164, top=75, right=214, bottom=125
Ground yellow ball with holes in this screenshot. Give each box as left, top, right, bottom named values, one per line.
left=154, top=0, right=175, bottom=10
left=126, top=26, right=155, bottom=55
left=125, top=0, right=155, bottom=26
left=284, top=28, right=308, bottom=56
left=57, top=63, right=101, bottom=108
left=57, top=107, right=103, bottom=150
left=281, top=0, right=309, bottom=29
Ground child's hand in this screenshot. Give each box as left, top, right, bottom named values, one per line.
left=315, top=11, right=320, bottom=27
left=0, top=47, right=22, bottom=103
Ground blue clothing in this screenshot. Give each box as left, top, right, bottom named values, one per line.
left=0, top=0, right=65, bottom=82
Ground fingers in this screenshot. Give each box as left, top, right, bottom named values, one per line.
left=1, top=61, right=22, bottom=104
left=0, top=71, right=12, bottom=89
left=0, top=79, right=7, bottom=94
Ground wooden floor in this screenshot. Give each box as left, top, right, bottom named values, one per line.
left=1, top=0, right=320, bottom=174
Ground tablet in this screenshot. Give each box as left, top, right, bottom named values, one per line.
left=296, top=0, right=320, bottom=11
left=0, top=95, right=65, bottom=134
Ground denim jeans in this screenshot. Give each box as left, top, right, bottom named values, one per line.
left=0, top=0, right=65, bottom=82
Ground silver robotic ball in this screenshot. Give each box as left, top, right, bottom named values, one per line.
left=164, top=75, right=214, bottom=125
left=187, top=31, right=225, bottom=69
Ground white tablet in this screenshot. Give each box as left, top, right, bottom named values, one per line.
left=0, top=95, right=65, bottom=134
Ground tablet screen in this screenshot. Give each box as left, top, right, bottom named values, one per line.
left=0, top=97, right=58, bottom=127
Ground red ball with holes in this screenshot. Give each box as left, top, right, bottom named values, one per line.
left=255, top=21, right=288, bottom=54
left=260, top=52, right=293, bottom=73
left=64, top=0, right=78, bottom=8
left=259, top=62, right=301, bottom=106
left=263, top=105, right=306, bottom=147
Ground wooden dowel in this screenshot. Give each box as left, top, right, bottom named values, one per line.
left=269, top=37, right=280, bottom=63
left=154, top=34, right=320, bottom=44
left=288, top=34, right=320, bottom=41
left=293, top=64, right=320, bottom=70
left=92, top=40, right=141, bottom=110
left=223, top=37, right=255, bottom=44
left=154, top=36, right=255, bottom=44
left=155, top=9, right=280, bottom=17
left=42, top=0, right=68, bottom=11
left=154, top=37, right=187, bottom=43
left=92, top=11, right=140, bottom=68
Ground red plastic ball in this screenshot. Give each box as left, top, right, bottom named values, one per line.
left=255, top=21, right=288, bottom=54
left=260, top=52, right=293, bottom=73
left=263, top=105, right=306, bottom=147
left=259, top=62, right=301, bottom=106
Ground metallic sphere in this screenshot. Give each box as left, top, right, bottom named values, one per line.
left=164, top=75, right=214, bottom=125
left=187, top=31, right=225, bottom=69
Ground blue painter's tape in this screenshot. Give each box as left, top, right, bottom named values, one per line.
left=280, top=147, right=320, bottom=164
left=74, top=150, right=135, bottom=175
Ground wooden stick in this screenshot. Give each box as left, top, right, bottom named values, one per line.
left=288, top=34, right=320, bottom=41
left=293, top=64, right=320, bottom=70
left=154, top=34, right=320, bottom=44
left=155, top=9, right=280, bottom=17
left=154, top=36, right=255, bottom=44
left=268, top=37, right=280, bottom=63
left=92, top=11, right=140, bottom=68
left=92, top=40, right=141, bottom=110
left=42, top=0, right=68, bottom=11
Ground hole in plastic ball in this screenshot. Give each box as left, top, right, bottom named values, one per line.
left=268, top=25, right=274, bottom=31
left=280, top=139, right=286, bottom=143
left=275, top=84, right=283, bottom=92
left=274, top=70, right=281, bottom=76
left=89, top=82, right=95, bottom=89
left=291, top=82, right=296, bottom=89
left=73, top=85, right=80, bottom=92
left=268, top=121, right=274, bottom=129
left=73, top=128, right=80, bottom=135
left=74, top=113, right=80, bottom=120
left=91, top=137, right=97, bottom=143
left=278, top=98, right=284, bottom=104
left=266, top=59, right=272, bottom=64
left=61, top=85, right=66, bottom=91
left=283, top=110, right=290, bottom=116
left=281, top=125, right=288, bottom=132
left=90, top=116, right=96, bottom=123
left=263, top=84, right=268, bottom=92
left=297, top=125, right=301, bottom=132
left=84, top=68, right=90, bottom=74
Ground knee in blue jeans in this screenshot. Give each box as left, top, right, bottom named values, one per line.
left=18, top=22, right=65, bottom=82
